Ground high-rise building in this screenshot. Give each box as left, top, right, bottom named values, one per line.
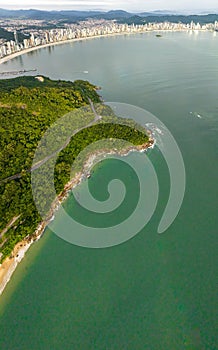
left=23, top=39, right=29, bottom=49
left=6, top=41, right=12, bottom=55
left=30, top=33, right=35, bottom=46
left=14, top=30, right=19, bottom=45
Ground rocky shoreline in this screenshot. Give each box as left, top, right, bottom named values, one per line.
left=0, top=136, right=154, bottom=296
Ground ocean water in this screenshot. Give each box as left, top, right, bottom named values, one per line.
left=0, top=32, right=217, bottom=349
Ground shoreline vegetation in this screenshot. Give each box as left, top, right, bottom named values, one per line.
left=0, top=74, right=154, bottom=296
left=0, top=29, right=210, bottom=66
left=0, top=139, right=154, bottom=296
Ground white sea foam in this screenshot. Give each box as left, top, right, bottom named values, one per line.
left=145, top=123, right=165, bottom=147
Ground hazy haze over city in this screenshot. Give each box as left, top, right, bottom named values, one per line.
left=1, top=0, right=218, bottom=13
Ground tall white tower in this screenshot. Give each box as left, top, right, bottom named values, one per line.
left=14, top=30, right=18, bottom=44
left=30, top=33, right=35, bottom=46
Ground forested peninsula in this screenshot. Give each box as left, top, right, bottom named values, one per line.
left=0, top=76, right=151, bottom=265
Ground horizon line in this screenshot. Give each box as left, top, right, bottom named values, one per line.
left=0, top=7, right=218, bottom=15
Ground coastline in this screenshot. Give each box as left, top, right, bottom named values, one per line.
left=0, top=137, right=154, bottom=296
left=1, top=25, right=206, bottom=295
left=0, top=32, right=138, bottom=65
left=0, top=29, right=209, bottom=66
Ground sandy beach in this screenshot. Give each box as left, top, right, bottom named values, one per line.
left=0, top=242, right=31, bottom=295
left=0, top=24, right=158, bottom=295
left=0, top=137, right=154, bottom=296
left=0, top=29, right=206, bottom=66
left=0, top=31, right=139, bottom=66
left=0, top=26, right=156, bottom=295
left=0, top=34, right=153, bottom=296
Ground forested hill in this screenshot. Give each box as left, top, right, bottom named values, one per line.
left=0, top=75, right=100, bottom=95
left=0, top=8, right=217, bottom=24
left=0, top=76, right=101, bottom=260
left=0, top=76, right=149, bottom=262
left=0, top=76, right=100, bottom=181
left=118, top=14, right=218, bottom=25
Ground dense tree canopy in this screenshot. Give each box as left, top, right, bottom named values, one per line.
left=0, top=76, right=148, bottom=262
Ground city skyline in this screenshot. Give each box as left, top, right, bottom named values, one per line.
left=1, top=0, right=218, bottom=13
left=1, top=17, right=217, bottom=62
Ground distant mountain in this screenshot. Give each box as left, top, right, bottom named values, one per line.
left=0, top=8, right=59, bottom=19
left=138, top=10, right=197, bottom=16
left=0, top=8, right=102, bottom=20
left=0, top=8, right=217, bottom=24
left=139, top=11, right=173, bottom=17
left=140, top=9, right=218, bottom=16
left=0, top=8, right=44, bottom=18
left=0, top=8, right=134, bottom=21
left=105, top=10, right=133, bottom=18
left=119, top=14, right=218, bottom=25
left=53, top=10, right=103, bottom=17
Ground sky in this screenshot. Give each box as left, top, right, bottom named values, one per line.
left=0, top=0, right=218, bottom=13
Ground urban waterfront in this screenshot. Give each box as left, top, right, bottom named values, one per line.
left=0, top=32, right=217, bottom=349
left=1, top=18, right=218, bottom=60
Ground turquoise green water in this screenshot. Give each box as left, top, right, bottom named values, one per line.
left=0, top=32, right=217, bottom=349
